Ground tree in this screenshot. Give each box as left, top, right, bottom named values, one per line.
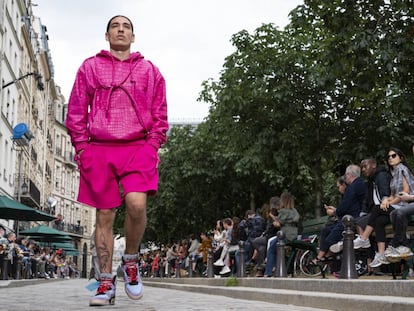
left=138, top=0, right=414, bottom=243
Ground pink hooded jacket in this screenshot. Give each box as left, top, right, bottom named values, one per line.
left=66, top=50, right=168, bottom=153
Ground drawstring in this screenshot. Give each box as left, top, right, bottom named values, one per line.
left=92, top=54, right=148, bottom=134
left=104, top=84, right=148, bottom=133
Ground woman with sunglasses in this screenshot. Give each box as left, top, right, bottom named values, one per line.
left=354, top=147, right=414, bottom=267
left=386, top=146, right=414, bottom=262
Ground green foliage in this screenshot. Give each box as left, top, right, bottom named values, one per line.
left=120, top=0, right=414, bottom=243
left=225, top=276, right=239, bottom=287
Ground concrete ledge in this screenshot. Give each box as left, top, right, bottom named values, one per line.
left=144, top=276, right=414, bottom=297
left=0, top=278, right=64, bottom=288
left=144, top=277, right=414, bottom=310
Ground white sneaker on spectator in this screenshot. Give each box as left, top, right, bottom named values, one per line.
left=329, top=241, right=343, bottom=253
left=353, top=236, right=370, bottom=249
left=219, top=266, right=231, bottom=275
left=214, top=259, right=225, bottom=266
left=369, top=253, right=389, bottom=268
left=396, top=245, right=413, bottom=258
left=384, top=246, right=401, bottom=263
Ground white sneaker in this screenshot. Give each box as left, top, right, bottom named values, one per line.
left=396, top=246, right=413, bottom=259
left=89, top=275, right=116, bottom=306
left=369, top=253, right=389, bottom=268
left=353, top=236, right=371, bottom=249
left=214, top=259, right=225, bottom=266
left=384, top=246, right=401, bottom=263
left=329, top=241, right=343, bottom=253
left=121, top=256, right=143, bottom=300
left=219, top=265, right=231, bottom=275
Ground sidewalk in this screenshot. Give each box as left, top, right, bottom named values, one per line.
left=0, top=278, right=329, bottom=311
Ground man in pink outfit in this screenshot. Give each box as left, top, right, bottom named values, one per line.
left=66, top=15, right=168, bottom=306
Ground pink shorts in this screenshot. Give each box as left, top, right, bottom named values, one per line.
left=76, top=141, right=160, bottom=209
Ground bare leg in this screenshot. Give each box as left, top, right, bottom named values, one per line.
left=360, top=225, right=374, bottom=240
left=95, top=209, right=116, bottom=274
left=317, top=250, right=326, bottom=260
left=124, top=192, right=147, bottom=254
left=377, top=241, right=386, bottom=254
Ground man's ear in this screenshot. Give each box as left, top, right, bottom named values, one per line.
left=105, top=32, right=109, bottom=41
left=131, top=33, right=135, bottom=43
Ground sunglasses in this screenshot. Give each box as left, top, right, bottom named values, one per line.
left=387, top=153, right=398, bottom=160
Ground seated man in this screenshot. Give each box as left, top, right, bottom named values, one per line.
left=313, top=165, right=367, bottom=265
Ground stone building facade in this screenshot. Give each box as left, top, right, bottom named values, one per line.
left=0, top=0, right=94, bottom=278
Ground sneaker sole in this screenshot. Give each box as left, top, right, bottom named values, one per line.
left=89, top=296, right=115, bottom=306
left=124, top=283, right=143, bottom=300
left=329, top=245, right=343, bottom=253
left=125, top=290, right=143, bottom=300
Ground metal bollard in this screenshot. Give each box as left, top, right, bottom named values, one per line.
left=188, top=256, right=193, bottom=278
left=207, top=248, right=214, bottom=278
left=15, top=258, right=22, bottom=280
left=340, top=215, right=358, bottom=279
left=1, top=258, right=9, bottom=280
left=275, top=230, right=287, bottom=277
left=176, top=261, right=181, bottom=278
left=237, top=241, right=246, bottom=277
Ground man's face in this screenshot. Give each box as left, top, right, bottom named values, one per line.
left=360, top=161, right=375, bottom=177
left=8, top=233, right=16, bottom=242
left=105, top=16, right=135, bottom=51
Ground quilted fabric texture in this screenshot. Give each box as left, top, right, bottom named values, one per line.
left=66, top=50, right=168, bottom=153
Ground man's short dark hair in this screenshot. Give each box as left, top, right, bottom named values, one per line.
left=106, top=15, right=134, bottom=33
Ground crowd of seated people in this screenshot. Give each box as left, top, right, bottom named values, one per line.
left=140, top=190, right=301, bottom=278
left=119, top=147, right=414, bottom=280
left=317, top=146, right=414, bottom=277
left=0, top=229, right=79, bottom=280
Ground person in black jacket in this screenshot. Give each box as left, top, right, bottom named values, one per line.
left=238, top=209, right=266, bottom=263
left=313, top=164, right=367, bottom=264
left=251, top=198, right=280, bottom=276
left=356, top=158, right=391, bottom=235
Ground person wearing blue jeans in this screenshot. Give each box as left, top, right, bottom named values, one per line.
left=264, top=236, right=279, bottom=276
left=263, top=191, right=300, bottom=277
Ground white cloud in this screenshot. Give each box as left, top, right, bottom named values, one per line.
left=33, top=0, right=303, bottom=120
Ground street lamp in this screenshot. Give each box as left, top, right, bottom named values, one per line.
left=2, top=72, right=44, bottom=91
left=21, top=181, right=28, bottom=194
left=11, top=123, right=34, bottom=234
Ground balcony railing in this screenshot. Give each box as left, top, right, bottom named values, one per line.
left=52, top=221, right=85, bottom=236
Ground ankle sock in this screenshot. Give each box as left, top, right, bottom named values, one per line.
left=100, top=272, right=113, bottom=280
left=123, top=254, right=138, bottom=261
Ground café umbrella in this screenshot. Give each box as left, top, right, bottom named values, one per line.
left=0, top=195, right=56, bottom=222
left=21, top=225, right=74, bottom=249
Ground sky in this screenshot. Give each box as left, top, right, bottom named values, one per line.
left=33, top=0, right=303, bottom=121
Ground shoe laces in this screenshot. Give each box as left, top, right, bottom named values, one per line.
left=97, top=279, right=113, bottom=295
left=124, top=259, right=138, bottom=285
